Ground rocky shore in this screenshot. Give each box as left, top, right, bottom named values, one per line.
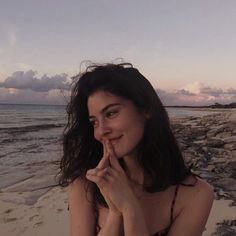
left=171, top=109, right=236, bottom=235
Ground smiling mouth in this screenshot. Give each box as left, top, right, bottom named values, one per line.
left=109, top=136, right=122, bottom=144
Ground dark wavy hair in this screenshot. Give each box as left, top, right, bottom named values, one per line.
left=59, top=62, right=194, bottom=207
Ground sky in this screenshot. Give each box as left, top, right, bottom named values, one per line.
left=0, top=0, right=236, bottom=106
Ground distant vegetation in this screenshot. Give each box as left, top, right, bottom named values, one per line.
left=206, top=102, right=236, bottom=108
left=166, top=102, right=236, bottom=108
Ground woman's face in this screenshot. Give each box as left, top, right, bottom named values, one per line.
left=87, top=90, right=147, bottom=159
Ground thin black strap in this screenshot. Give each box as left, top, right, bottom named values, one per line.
left=170, top=184, right=179, bottom=223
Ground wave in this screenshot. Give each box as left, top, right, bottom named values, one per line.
left=0, top=123, right=65, bottom=134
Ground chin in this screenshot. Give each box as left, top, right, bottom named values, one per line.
left=114, top=148, right=134, bottom=159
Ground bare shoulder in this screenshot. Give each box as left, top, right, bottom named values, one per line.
left=178, top=175, right=215, bottom=210
left=68, top=177, right=94, bottom=210
left=183, top=175, right=214, bottom=193
left=68, top=178, right=95, bottom=236
left=167, top=175, right=215, bottom=235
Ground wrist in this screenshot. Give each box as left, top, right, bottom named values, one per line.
left=107, top=210, right=122, bottom=222
left=122, top=203, right=149, bottom=236
left=122, top=199, right=141, bottom=217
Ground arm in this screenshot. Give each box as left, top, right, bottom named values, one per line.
left=68, top=178, right=95, bottom=236
left=97, top=211, right=123, bottom=236
left=167, top=180, right=214, bottom=236
left=122, top=200, right=149, bottom=236
left=68, top=178, right=123, bottom=236
left=87, top=139, right=149, bottom=236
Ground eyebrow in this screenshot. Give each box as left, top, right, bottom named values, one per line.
left=89, top=103, right=122, bottom=119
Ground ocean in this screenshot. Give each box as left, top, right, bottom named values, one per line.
left=0, top=104, right=221, bottom=189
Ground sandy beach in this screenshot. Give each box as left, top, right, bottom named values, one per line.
left=0, top=108, right=235, bottom=236
left=0, top=186, right=68, bottom=236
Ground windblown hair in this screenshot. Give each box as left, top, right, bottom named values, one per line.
left=59, top=62, right=193, bottom=207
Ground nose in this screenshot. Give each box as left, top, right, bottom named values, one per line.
left=95, top=120, right=112, bottom=141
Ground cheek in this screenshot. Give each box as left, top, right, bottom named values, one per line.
left=93, top=129, right=100, bottom=142
left=125, top=119, right=145, bottom=142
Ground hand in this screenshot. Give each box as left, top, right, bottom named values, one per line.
left=86, top=139, right=138, bottom=214
left=86, top=139, right=120, bottom=213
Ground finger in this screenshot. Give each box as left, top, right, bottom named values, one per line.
left=103, top=139, right=109, bottom=158
left=107, top=140, right=123, bottom=171
left=87, top=168, right=111, bottom=180
left=101, top=189, right=118, bottom=212
left=97, top=156, right=109, bottom=169
left=86, top=168, right=99, bottom=175
left=96, top=168, right=109, bottom=177
left=86, top=172, right=107, bottom=187
left=97, top=139, right=110, bottom=169
left=86, top=166, right=109, bottom=175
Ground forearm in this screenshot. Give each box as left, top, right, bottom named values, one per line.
left=123, top=203, right=149, bottom=236
left=97, top=211, right=123, bottom=236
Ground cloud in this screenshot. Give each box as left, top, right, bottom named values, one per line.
left=200, top=86, right=223, bottom=97
left=181, top=81, right=203, bottom=94
left=0, top=73, right=235, bottom=106
left=0, top=70, right=71, bottom=92
left=0, top=87, right=70, bottom=105
left=176, top=89, right=196, bottom=96
left=15, top=63, right=33, bottom=71
left=226, top=88, right=236, bottom=94
left=156, top=81, right=236, bottom=106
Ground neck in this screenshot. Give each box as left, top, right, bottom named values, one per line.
left=122, top=155, right=144, bottom=186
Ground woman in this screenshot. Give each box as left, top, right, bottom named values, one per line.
left=59, top=63, right=214, bottom=236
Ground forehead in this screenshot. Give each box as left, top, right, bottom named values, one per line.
left=87, top=90, right=126, bottom=114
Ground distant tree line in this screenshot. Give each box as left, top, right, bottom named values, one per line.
left=207, top=102, right=236, bottom=108
left=166, top=102, right=236, bottom=108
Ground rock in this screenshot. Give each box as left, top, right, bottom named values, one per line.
left=195, top=135, right=206, bottom=140
left=178, top=142, right=188, bottom=150
left=216, top=131, right=232, bottom=139
left=228, top=161, right=236, bottom=169
left=193, top=140, right=206, bottom=145
left=223, top=136, right=236, bottom=143
left=224, top=143, right=236, bottom=150
left=173, top=110, right=236, bottom=206
left=197, top=170, right=215, bottom=179
left=216, top=178, right=236, bottom=191
left=206, top=138, right=225, bottom=148
left=206, top=129, right=219, bottom=138
left=211, top=157, right=227, bottom=164
left=183, top=152, right=195, bottom=164
left=232, top=150, right=236, bottom=158
left=202, top=146, right=208, bottom=152
left=213, top=220, right=236, bottom=236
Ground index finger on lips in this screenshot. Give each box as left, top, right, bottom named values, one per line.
left=107, top=140, right=122, bottom=171
left=97, top=139, right=110, bottom=169
left=97, top=155, right=109, bottom=169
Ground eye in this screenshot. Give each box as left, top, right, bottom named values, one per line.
left=89, top=120, right=98, bottom=127
left=106, top=110, right=118, bottom=118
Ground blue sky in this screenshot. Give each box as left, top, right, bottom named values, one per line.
left=0, top=0, right=235, bottom=105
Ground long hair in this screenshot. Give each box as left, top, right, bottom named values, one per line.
left=59, top=62, right=193, bottom=207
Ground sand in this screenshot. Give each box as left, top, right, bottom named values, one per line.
left=1, top=186, right=236, bottom=236
left=0, top=187, right=68, bottom=236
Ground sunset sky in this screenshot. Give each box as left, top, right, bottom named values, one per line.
left=0, top=0, right=236, bottom=105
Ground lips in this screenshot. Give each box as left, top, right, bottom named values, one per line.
left=109, top=135, right=122, bottom=145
